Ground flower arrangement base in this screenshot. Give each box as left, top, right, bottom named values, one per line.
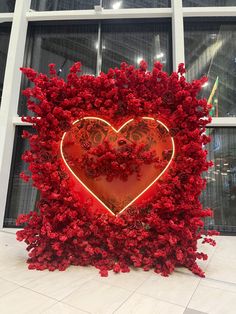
left=16, top=61, right=219, bottom=277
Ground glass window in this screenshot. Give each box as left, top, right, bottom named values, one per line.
left=183, top=0, right=236, bottom=6
left=0, top=23, right=11, bottom=106
left=4, top=127, right=39, bottom=228
left=101, top=19, right=172, bottom=73
left=31, top=0, right=100, bottom=11
left=31, top=0, right=171, bottom=10
left=0, top=0, right=15, bottom=12
left=19, top=21, right=98, bottom=116
left=102, top=0, right=171, bottom=9
left=184, top=18, right=236, bottom=117
left=202, top=128, right=236, bottom=233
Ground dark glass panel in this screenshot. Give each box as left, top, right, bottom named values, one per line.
left=102, top=0, right=171, bottom=8
left=101, top=19, right=172, bottom=73
left=184, top=18, right=236, bottom=117
left=202, top=128, right=236, bottom=233
left=19, top=21, right=98, bottom=115
left=0, top=0, right=15, bottom=12
left=4, top=127, right=39, bottom=227
left=183, top=0, right=236, bottom=6
left=31, top=0, right=99, bottom=11
left=0, top=23, right=11, bottom=106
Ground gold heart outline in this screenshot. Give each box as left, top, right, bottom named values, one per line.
left=60, top=117, right=175, bottom=216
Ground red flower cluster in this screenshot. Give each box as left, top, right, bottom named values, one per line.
left=16, top=61, right=219, bottom=277
left=76, top=140, right=161, bottom=181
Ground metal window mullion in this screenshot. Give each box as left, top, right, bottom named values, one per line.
left=26, top=8, right=172, bottom=21
left=183, top=6, right=236, bottom=18
left=0, top=0, right=31, bottom=228
left=171, top=0, right=185, bottom=71
left=96, top=21, right=102, bottom=76
left=210, top=118, right=236, bottom=127
left=0, top=13, right=13, bottom=22
left=12, top=117, right=236, bottom=127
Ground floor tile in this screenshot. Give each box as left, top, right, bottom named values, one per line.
left=0, top=246, right=27, bottom=265
left=1, top=229, right=22, bottom=234
left=42, top=302, right=89, bottom=314
left=114, top=292, right=185, bottom=314
left=62, top=279, right=132, bottom=314
left=136, top=271, right=200, bottom=307
left=0, top=233, right=48, bottom=285
left=188, top=283, right=236, bottom=314
left=184, top=309, right=207, bottom=314
left=205, top=254, right=236, bottom=284
left=0, top=287, right=56, bottom=314
left=213, top=236, right=236, bottom=260
left=24, top=266, right=96, bottom=300
left=0, top=232, right=25, bottom=251
left=0, top=259, right=49, bottom=286
left=93, top=267, right=151, bottom=291
left=0, top=278, right=19, bottom=297
left=200, top=278, right=236, bottom=294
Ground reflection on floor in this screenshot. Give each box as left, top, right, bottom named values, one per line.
left=0, top=230, right=235, bottom=314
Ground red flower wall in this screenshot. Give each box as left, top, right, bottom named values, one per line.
left=16, top=61, right=219, bottom=277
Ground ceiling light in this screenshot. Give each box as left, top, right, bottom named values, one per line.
left=210, top=33, right=217, bottom=40
left=137, top=57, right=143, bottom=64
left=95, top=43, right=105, bottom=50
left=156, top=52, right=164, bottom=59
left=113, top=1, right=122, bottom=9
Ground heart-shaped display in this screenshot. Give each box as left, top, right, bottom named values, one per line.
left=60, top=117, right=174, bottom=215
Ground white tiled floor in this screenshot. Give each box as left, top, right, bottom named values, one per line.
left=0, top=230, right=235, bottom=314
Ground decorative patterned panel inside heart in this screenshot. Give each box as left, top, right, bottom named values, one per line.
left=61, top=117, right=174, bottom=215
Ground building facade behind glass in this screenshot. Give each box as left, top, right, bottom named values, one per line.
left=0, top=0, right=236, bottom=233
